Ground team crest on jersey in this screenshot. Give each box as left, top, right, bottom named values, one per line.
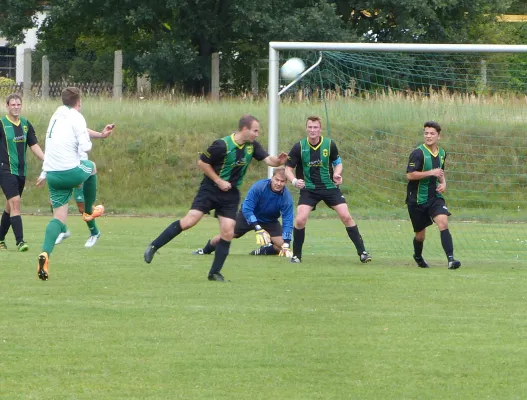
left=440, top=156, right=445, bottom=166
left=322, top=149, right=328, bottom=157
left=246, top=145, right=253, bottom=155
left=23, top=125, right=28, bottom=133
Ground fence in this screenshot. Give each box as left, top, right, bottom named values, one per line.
left=0, top=49, right=124, bottom=99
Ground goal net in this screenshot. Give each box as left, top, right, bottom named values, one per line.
left=268, top=43, right=527, bottom=264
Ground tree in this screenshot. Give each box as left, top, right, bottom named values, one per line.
left=331, top=0, right=515, bottom=43
left=0, top=0, right=47, bottom=43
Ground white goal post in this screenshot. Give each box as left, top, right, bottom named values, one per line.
left=267, top=41, right=527, bottom=177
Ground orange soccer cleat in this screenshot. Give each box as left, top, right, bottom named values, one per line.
left=82, top=204, right=105, bottom=222
left=37, top=252, right=49, bottom=281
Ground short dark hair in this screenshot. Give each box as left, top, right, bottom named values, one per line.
left=306, top=116, right=322, bottom=127
left=62, top=87, right=82, bottom=107
left=424, top=121, right=441, bottom=133
left=238, top=114, right=259, bottom=131
left=6, top=93, right=22, bottom=105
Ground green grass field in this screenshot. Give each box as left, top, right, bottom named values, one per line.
left=2, top=216, right=526, bottom=399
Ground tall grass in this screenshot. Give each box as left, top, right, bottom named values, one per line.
left=20, top=94, right=527, bottom=219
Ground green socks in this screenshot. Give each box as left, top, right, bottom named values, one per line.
left=42, top=218, right=67, bottom=255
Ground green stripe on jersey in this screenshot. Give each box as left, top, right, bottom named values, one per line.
left=301, top=136, right=336, bottom=190
left=416, top=144, right=446, bottom=204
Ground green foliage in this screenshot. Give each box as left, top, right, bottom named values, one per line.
left=0, top=76, right=16, bottom=96
left=334, top=0, right=514, bottom=43
left=3, top=0, right=526, bottom=92
left=0, top=0, right=45, bottom=43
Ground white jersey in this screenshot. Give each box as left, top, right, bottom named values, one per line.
left=43, top=106, right=92, bottom=172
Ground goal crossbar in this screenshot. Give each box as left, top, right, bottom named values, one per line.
left=267, top=41, right=527, bottom=174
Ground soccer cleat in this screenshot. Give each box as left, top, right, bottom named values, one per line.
left=192, top=248, right=205, bottom=255
left=290, top=256, right=302, bottom=263
left=37, top=252, right=49, bottom=281
left=55, top=230, right=72, bottom=245
left=448, top=259, right=461, bottom=270
left=85, top=232, right=101, bottom=248
left=82, top=204, right=104, bottom=222
left=413, top=254, right=429, bottom=268
left=208, top=273, right=227, bottom=282
left=17, top=241, right=29, bottom=252
left=249, top=248, right=262, bottom=255
left=144, top=244, right=157, bottom=264
left=0, top=240, right=7, bottom=250
left=360, top=251, right=372, bottom=263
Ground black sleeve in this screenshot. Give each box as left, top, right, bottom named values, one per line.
left=406, top=149, right=423, bottom=173
left=26, top=121, right=38, bottom=147
left=442, top=152, right=447, bottom=170
left=329, top=140, right=339, bottom=163
left=200, top=139, right=226, bottom=164
left=285, top=142, right=301, bottom=168
left=252, top=140, right=269, bottom=161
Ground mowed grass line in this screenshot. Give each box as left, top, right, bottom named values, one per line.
left=1, top=216, right=526, bottom=399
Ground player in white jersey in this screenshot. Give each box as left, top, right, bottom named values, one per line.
left=55, top=126, right=114, bottom=248
left=36, top=87, right=110, bottom=281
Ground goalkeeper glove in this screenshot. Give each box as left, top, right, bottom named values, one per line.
left=255, top=225, right=271, bottom=246
left=278, top=242, right=293, bottom=258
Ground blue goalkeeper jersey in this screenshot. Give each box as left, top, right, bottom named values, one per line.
left=242, top=178, right=294, bottom=241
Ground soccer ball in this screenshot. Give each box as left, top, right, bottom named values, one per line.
left=280, top=58, right=306, bottom=81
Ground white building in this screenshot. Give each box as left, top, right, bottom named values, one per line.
left=0, top=12, right=47, bottom=83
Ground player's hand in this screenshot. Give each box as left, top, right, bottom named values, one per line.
left=278, top=243, right=293, bottom=257
left=333, top=174, right=342, bottom=185
left=255, top=227, right=271, bottom=246
left=276, top=152, right=288, bottom=164
left=217, top=179, right=232, bottom=191
left=436, top=183, right=446, bottom=193
left=430, top=168, right=444, bottom=178
left=292, top=178, right=305, bottom=189
left=36, top=177, right=45, bottom=187
left=101, top=123, right=115, bottom=138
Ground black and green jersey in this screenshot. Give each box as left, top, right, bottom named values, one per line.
left=406, top=144, right=446, bottom=205
left=199, top=134, right=268, bottom=188
left=0, top=115, right=38, bottom=176
left=286, top=136, right=339, bottom=190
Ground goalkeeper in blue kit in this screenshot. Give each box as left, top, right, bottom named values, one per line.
left=194, top=167, right=294, bottom=257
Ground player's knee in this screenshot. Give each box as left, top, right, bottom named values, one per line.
left=181, top=216, right=198, bottom=230
left=341, top=214, right=354, bottom=225
left=415, top=231, right=426, bottom=242
left=7, top=197, right=21, bottom=214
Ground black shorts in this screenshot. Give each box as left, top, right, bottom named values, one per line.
left=407, top=197, right=451, bottom=232
left=190, top=183, right=240, bottom=220
left=0, top=173, right=25, bottom=200
left=298, top=188, right=347, bottom=208
left=233, top=210, right=282, bottom=238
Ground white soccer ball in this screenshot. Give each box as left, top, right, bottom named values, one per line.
left=280, top=58, right=306, bottom=81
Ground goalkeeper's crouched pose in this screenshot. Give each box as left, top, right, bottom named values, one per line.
left=194, top=167, right=294, bottom=258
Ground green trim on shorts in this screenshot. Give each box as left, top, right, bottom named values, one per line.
left=47, top=160, right=94, bottom=208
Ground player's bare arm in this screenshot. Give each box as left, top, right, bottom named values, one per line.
left=285, top=165, right=305, bottom=189
left=264, top=152, right=288, bottom=167
left=197, top=159, right=231, bottom=191
left=88, top=124, right=115, bottom=139
left=407, top=168, right=444, bottom=181
left=29, top=144, right=45, bottom=161
left=333, top=163, right=343, bottom=185
left=436, top=174, right=447, bottom=193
